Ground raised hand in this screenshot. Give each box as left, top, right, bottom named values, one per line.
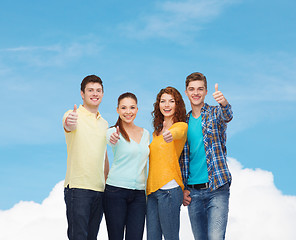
left=65, top=104, right=78, bottom=131
left=162, top=121, right=173, bottom=143
left=212, top=83, right=228, bottom=107
left=110, top=126, right=120, bottom=144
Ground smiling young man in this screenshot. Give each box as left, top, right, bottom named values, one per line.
left=180, top=72, right=233, bottom=240
left=62, top=75, right=109, bottom=240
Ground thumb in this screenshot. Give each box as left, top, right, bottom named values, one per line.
left=73, top=104, right=77, bottom=112
left=215, top=83, right=219, bottom=92
left=116, top=126, right=120, bottom=135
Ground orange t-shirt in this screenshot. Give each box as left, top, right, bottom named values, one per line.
left=146, top=122, right=188, bottom=195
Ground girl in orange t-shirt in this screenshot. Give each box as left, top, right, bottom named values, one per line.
left=146, top=87, right=188, bottom=240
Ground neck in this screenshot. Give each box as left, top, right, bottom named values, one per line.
left=121, top=121, right=136, bottom=130
left=163, top=116, right=174, bottom=127
left=190, top=102, right=205, bottom=118
left=82, top=104, right=99, bottom=114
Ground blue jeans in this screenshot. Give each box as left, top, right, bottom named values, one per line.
left=188, top=183, right=230, bottom=240
left=146, top=186, right=183, bottom=240
left=103, top=184, right=146, bottom=240
left=64, top=187, right=104, bottom=240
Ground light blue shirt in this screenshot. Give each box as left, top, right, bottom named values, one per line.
left=106, top=127, right=150, bottom=190
left=187, top=113, right=208, bottom=184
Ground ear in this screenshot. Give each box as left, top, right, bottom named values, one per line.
left=185, top=89, right=188, bottom=97
left=80, top=91, right=85, bottom=100
left=116, top=107, right=119, bottom=114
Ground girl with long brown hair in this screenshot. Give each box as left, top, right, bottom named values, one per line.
left=146, top=87, right=188, bottom=240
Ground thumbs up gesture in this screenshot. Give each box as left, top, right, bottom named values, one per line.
left=212, top=83, right=228, bottom=107
left=64, top=105, right=78, bottom=131
left=162, top=121, right=173, bottom=143
left=110, top=126, right=120, bottom=145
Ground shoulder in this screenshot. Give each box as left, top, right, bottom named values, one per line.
left=142, top=128, right=150, bottom=135
left=107, top=127, right=116, bottom=134
left=172, top=122, right=188, bottom=130
left=202, top=103, right=219, bottom=114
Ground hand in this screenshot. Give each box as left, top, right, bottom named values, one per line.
left=162, top=121, right=173, bottom=143
left=65, top=104, right=78, bottom=131
left=212, top=83, right=228, bottom=107
left=110, top=126, right=120, bottom=144
left=183, top=190, right=191, bottom=206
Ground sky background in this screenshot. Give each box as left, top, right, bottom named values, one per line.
left=0, top=0, right=295, bottom=232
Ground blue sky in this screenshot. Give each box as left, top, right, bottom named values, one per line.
left=1, top=0, right=295, bottom=210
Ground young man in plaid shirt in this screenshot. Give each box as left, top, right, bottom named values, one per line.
left=180, top=72, right=233, bottom=240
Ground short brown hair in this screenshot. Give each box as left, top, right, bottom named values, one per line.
left=186, top=72, right=207, bottom=90
left=81, top=75, right=103, bottom=93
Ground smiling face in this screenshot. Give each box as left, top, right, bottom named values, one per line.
left=117, top=97, right=138, bottom=124
left=185, top=80, right=208, bottom=107
left=159, top=93, right=176, bottom=120
left=80, top=82, right=104, bottom=112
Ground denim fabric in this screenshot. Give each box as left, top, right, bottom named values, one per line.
left=103, top=184, right=146, bottom=240
left=64, top=187, right=104, bottom=240
left=188, top=183, right=230, bottom=240
left=146, top=186, right=183, bottom=240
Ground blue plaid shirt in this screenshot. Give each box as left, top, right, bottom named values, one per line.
left=179, top=103, right=233, bottom=191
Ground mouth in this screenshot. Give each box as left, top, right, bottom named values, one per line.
left=162, top=109, right=172, bottom=113
left=192, top=95, right=201, bottom=101
left=90, top=97, right=99, bottom=102
left=124, top=115, right=133, bottom=119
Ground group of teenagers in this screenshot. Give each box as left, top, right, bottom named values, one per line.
left=62, top=72, right=233, bottom=240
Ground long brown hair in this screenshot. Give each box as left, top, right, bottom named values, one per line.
left=113, top=92, right=138, bottom=142
left=152, top=87, right=186, bottom=135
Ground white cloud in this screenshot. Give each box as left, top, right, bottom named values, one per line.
left=1, top=158, right=295, bottom=240
left=0, top=40, right=103, bottom=68
left=120, top=0, right=240, bottom=42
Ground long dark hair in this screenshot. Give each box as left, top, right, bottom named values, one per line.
left=152, top=87, right=186, bottom=136
left=113, top=92, right=138, bottom=142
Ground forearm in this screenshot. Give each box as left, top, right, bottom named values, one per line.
left=220, top=103, right=233, bottom=123
left=104, top=152, right=109, bottom=181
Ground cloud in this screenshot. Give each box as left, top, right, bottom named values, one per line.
left=1, top=158, right=295, bottom=239
left=226, top=158, right=296, bottom=239
left=0, top=40, right=103, bottom=68
left=120, top=0, right=240, bottom=42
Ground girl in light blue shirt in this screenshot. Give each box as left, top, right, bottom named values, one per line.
left=103, top=92, right=150, bottom=240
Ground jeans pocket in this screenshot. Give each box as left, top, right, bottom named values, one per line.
left=105, top=184, right=122, bottom=193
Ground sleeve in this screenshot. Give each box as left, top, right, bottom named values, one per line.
left=217, top=103, right=233, bottom=123
left=106, top=127, right=117, bottom=146
left=179, top=141, right=189, bottom=189
left=170, top=122, right=188, bottom=140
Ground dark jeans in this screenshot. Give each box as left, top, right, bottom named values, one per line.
left=103, top=184, right=146, bottom=240
left=64, top=187, right=104, bottom=240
